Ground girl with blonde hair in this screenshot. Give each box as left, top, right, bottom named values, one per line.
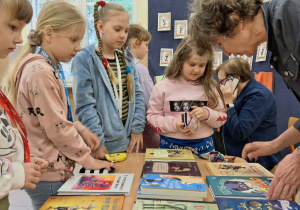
left=4, top=1, right=117, bottom=209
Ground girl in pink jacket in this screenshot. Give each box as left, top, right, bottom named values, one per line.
left=147, top=37, right=227, bottom=159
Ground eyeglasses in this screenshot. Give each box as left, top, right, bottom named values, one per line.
left=219, top=78, right=227, bottom=85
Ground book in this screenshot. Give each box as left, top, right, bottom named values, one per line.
left=140, top=174, right=207, bottom=198
left=40, top=195, right=124, bottom=210
left=215, top=197, right=300, bottom=210
left=141, top=160, right=201, bottom=177
left=133, top=198, right=219, bottom=210
left=206, top=176, right=270, bottom=199
left=137, top=179, right=204, bottom=202
left=145, top=148, right=195, bottom=162
left=57, top=173, right=134, bottom=196
left=206, top=162, right=274, bottom=178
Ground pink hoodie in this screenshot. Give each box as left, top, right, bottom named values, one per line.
left=14, top=53, right=94, bottom=181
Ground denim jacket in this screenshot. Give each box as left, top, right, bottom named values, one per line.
left=71, top=45, right=145, bottom=153
left=262, top=0, right=300, bottom=131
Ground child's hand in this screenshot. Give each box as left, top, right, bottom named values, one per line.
left=176, top=117, right=192, bottom=136
left=128, top=133, right=143, bottom=153
left=31, top=157, right=49, bottom=174
left=92, top=146, right=109, bottom=160
left=90, top=159, right=118, bottom=170
left=190, top=106, right=207, bottom=121
left=22, top=162, right=42, bottom=189
left=81, top=129, right=101, bottom=151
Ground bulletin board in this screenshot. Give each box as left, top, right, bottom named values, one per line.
left=148, top=0, right=300, bottom=156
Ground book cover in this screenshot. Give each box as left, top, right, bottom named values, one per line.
left=40, top=195, right=124, bottom=210
left=145, top=148, right=195, bottom=161
left=215, top=197, right=300, bottom=210
left=141, top=160, right=201, bottom=177
left=206, top=162, right=274, bottom=178
left=141, top=174, right=207, bottom=198
left=206, top=176, right=270, bottom=199
left=57, top=173, right=134, bottom=196
left=133, top=198, right=218, bottom=210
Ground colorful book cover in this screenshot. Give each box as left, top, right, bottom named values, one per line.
left=141, top=174, right=207, bottom=198
left=57, top=173, right=134, bottom=196
left=215, top=197, right=300, bottom=210
left=141, top=160, right=201, bottom=177
left=206, top=176, right=270, bottom=199
left=145, top=148, right=195, bottom=161
left=40, top=195, right=124, bottom=210
left=206, top=162, right=274, bottom=178
left=133, top=198, right=218, bottom=210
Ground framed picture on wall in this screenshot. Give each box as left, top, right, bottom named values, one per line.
left=160, top=48, right=173, bottom=66
left=213, top=51, right=223, bottom=70
left=255, top=42, right=268, bottom=62
left=158, top=12, right=171, bottom=31
left=174, top=20, right=187, bottom=39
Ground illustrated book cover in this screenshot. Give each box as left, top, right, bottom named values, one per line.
left=133, top=198, right=219, bottom=210
left=140, top=174, right=207, bottom=198
left=40, top=195, right=124, bottom=210
left=141, top=160, right=201, bottom=177
left=145, top=148, right=195, bottom=162
left=215, top=197, right=300, bottom=210
left=206, top=176, right=270, bottom=199
left=57, top=173, right=134, bottom=196
left=206, top=162, right=274, bottom=178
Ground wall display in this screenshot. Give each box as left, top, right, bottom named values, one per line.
left=160, top=48, right=173, bottom=66
left=158, top=12, right=171, bottom=31
left=256, top=42, right=268, bottom=62
left=213, top=51, right=223, bottom=70
left=174, top=20, right=188, bottom=39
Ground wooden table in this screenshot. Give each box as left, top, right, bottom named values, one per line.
left=114, top=153, right=246, bottom=209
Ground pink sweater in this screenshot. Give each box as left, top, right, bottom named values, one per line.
left=14, top=54, right=95, bottom=181
left=147, top=77, right=227, bottom=139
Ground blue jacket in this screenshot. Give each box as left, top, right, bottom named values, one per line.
left=223, top=78, right=280, bottom=169
left=262, top=0, right=300, bottom=131
left=71, top=45, right=145, bottom=153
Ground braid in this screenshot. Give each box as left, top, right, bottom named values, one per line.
left=94, top=1, right=118, bottom=84
left=121, top=46, right=133, bottom=103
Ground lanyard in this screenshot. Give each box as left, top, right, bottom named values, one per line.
left=0, top=90, right=30, bottom=162
left=37, top=47, right=73, bottom=122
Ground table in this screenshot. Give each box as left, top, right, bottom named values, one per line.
left=114, top=153, right=246, bottom=209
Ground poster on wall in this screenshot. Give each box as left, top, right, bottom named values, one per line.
left=160, top=48, right=173, bottom=66
left=229, top=54, right=253, bottom=70
left=213, top=51, right=223, bottom=70
left=174, top=20, right=188, bottom=39
left=255, top=42, right=268, bottom=62
left=158, top=12, right=171, bottom=31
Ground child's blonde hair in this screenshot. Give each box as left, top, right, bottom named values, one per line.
left=164, top=37, right=224, bottom=108
left=0, top=0, right=32, bottom=23
left=94, top=2, right=134, bottom=102
left=4, top=0, right=85, bottom=106
left=124, top=24, right=151, bottom=47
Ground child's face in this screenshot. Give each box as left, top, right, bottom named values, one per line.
left=134, top=40, right=149, bottom=60
left=45, top=23, right=85, bottom=66
left=181, top=54, right=207, bottom=82
left=98, top=12, right=129, bottom=52
left=0, top=8, right=26, bottom=58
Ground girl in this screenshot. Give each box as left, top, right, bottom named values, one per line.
left=0, top=0, right=48, bottom=209
left=72, top=1, right=145, bottom=156
left=124, top=24, right=159, bottom=152
left=147, top=37, right=227, bottom=159
left=4, top=1, right=117, bottom=209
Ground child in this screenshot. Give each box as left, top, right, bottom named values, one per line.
left=147, top=37, right=227, bottom=159
left=72, top=1, right=145, bottom=155
left=124, top=24, right=159, bottom=152
left=0, top=0, right=48, bottom=209
left=4, top=1, right=117, bottom=209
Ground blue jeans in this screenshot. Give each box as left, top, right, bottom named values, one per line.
left=25, top=181, right=64, bottom=210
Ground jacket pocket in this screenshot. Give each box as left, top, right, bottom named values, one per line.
left=284, top=53, right=300, bottom=83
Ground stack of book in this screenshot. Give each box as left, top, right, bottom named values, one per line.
left=137, top=148, right=207, bottom=201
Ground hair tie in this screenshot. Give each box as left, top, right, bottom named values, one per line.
left=27, top=29, right=41, bottom=46
left=125, top=66, right=131, bottom=74
left=99, top=0, right=105, bottom=7
left=102, top=58, right=108, bottom=69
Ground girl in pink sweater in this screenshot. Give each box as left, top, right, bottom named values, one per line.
left=147, top=37, right=227, bottom=159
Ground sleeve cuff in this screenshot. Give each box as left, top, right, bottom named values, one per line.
left=74, top=121, right=87, bottom=135
left=11, top=162, right=25, bottom=190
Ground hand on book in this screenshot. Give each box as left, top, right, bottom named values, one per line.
left=23, top=162, right=42, bottom=189
left=81, top=128, right=101, bottom=151
left=242, top=141, right=275, bottom=161
left=91, top=159, right=118, bottom=171
left=266, top=151, right=300, bottom=200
